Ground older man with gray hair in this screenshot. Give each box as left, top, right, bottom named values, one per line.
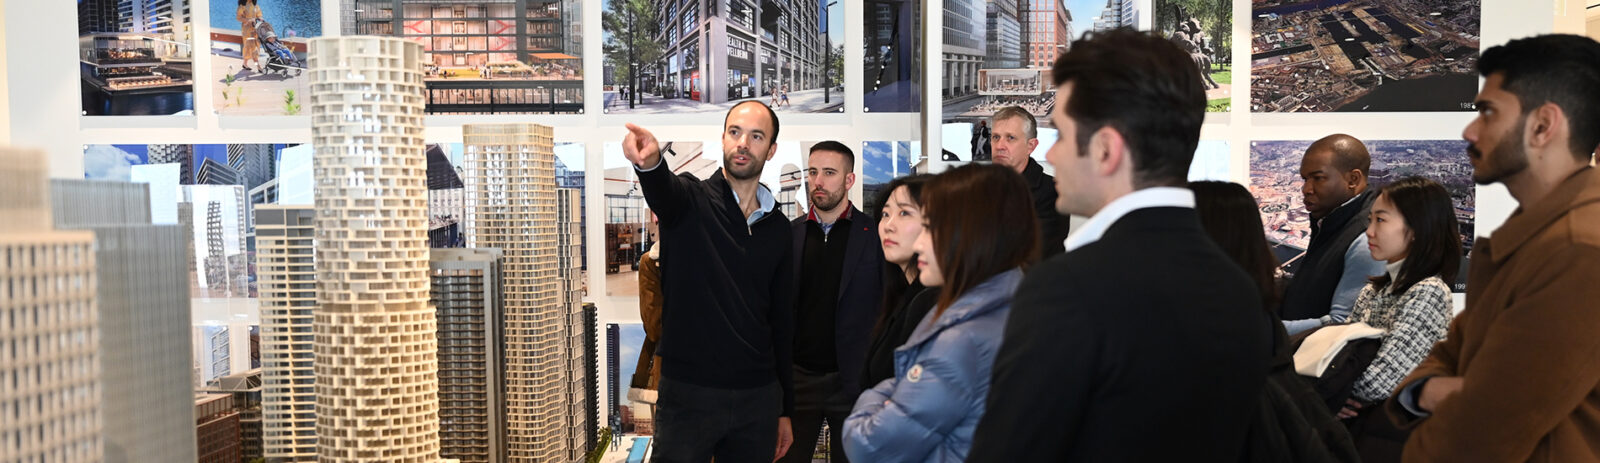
left=990, top=105, right=1069, bottom=257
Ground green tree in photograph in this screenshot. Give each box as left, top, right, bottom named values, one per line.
left=1157, top=0, right=1232, bottom=59
left=603, top=0, right=665, bottom=109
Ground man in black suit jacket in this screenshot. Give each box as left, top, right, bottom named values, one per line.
left=779, top=141, right=883, bottom=463
left=967, top=29, right=1273, bottom=462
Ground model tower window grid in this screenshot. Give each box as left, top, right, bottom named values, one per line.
left=255, top=205, right=318, bottom=461
left=557, top=188, right=593, bottom=455
left=430, top=248, right=506, bottom=463
left=50, top=179, right=198, bottom=463
left=0, top=148, right=101, bottom=463
left=464, top=123, right=581, bottom=461
left=307, top=35, right=442, bottom=463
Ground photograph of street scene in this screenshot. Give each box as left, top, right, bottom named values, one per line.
left=942, top=0, right=1144, bottom=161
left=1156, top=0, right=1232, bottom=112
left=341, top=0, right=585, bottom=114
left=1250, top=0, right=1480, bottom=112
left=603, top=140, right=806, bottom=295
left=596, top=323, right=658, bottom=463
left=211, top=0, right=319, bottom=116
left=864, top=0, right=920, bottom=112
left=602, top=0, right=845, bottom=113
left=77, top=0, right=196, bottom=115
left=1249, top=139, right=1474, bottom=291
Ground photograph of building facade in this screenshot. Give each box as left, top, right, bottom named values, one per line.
left=603, top=0, right=844, bottom=113
left=343, top=0, right=585, bottom=114
left=0, top=148, right=101, bottom=463
left=464, top=122, right=592, bottom=462
left=307, top=36, right=443, bottom=462
left=865, top=0, right=922, bottom=112
left=431, top=248, right=507, bottom=463
left=77, top=0, right=195, bottom=115
left=50, top=179, right=197, bottom=463
left=254, top=205, right=318, bottom=461
left=941, top=0, right=1133, bottom=161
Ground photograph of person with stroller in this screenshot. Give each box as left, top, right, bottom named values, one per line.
left=209, top=0, right=319, bottom=116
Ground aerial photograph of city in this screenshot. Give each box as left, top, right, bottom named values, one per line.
left=1249, top=139, right=1474, bottom=290
left=1250, top=0, right=1480, bottom=112
left=77, top=0, right=196, bottom=115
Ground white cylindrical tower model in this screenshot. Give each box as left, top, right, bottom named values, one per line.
left=306, top=36, right=441, bottom=463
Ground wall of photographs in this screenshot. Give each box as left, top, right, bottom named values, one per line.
left=1, top=0, right=1591, bottom=449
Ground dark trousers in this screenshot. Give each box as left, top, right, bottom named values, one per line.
left=776, top=366, right=853, bottom=463
left=652, top=376, right=781, bottom=463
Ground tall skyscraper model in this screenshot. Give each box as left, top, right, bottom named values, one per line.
left=464, top=123, right=588, bottom=461
left=0, top=148, right=101, bottom=463
left=256, top=205, right=318, bottom=461
left=50, top=179, right=196, bottom=463
left=307, top=36, right=442, bottom=462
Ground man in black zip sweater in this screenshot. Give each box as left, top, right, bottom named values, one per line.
left=622, top=101, right=797, bottom=462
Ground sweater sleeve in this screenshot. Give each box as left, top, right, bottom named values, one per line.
left=1352, top=281, right=1451, bottom=402
left=842, top=335, right=979, bottom=463
left=1331, top=234, right=1385, bottom=323
left=1396, top=248, right=1600, bottom=462
left=771, top=226, right=797, bottom=417
left=634, top=158, right=696, bottom=227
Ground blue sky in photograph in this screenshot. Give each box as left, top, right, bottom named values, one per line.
left=195, top=144, right=229, bottom=177
left=861, top=141, right=895, bottom=186
left=83, top=144, right=147, bottom=180
left=1065, top=0, right=1110, bottom=39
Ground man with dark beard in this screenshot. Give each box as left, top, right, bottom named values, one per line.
left=1383, top=34, right=1600, bottom=462
left=622, top=101, right=798, bottom=462
left=777, top=141, right=883, bottom=463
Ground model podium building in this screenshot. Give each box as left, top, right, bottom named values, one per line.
left=0, top=149, right=101, bottom=463
left=307, top=36, right=443, bottom=462
left=464, top=123, right=591, bottom=461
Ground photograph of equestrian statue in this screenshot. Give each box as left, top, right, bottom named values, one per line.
left=1156, top=0, right=1232, bottom=112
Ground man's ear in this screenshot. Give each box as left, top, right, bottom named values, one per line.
left=1525, top=102, right=1565, bottom=151
left=1092, top=126, right=1127, bottom=177
left=845, top=172, right=856, bottom=191
left=1344, top=169, right=1364, bottom=189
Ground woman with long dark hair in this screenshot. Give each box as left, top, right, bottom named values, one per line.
left=859, top=174, right=936, bottom=391
left=1190, top=181, right=1281, bottom=311
left=842, top=164, right=1038, bottom=462
left=1338, top=176, right=1459, bottom=461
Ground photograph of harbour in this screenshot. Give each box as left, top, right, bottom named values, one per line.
left=1250, top=0, right=1480, bottom=112
left=77, top=0, right=196, bottom=116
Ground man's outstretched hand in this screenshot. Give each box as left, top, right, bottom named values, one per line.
left=623, top=123, right=662, bottom=170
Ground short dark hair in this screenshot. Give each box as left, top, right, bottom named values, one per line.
left=1190, top=181, right=1280, bottom=311
left=991, top=106, right=1038, bottom=139
left=807, top=141, right=855, bottom=171
left=724, top=100, right=780, bottom=144
left=1371, top=177, right=1461, bottom=295
left=1479, top=34, right=1600, bottom=159
left=1052, top=28, right=1204, bottom=187
left=921, top=164, right=1039, bottom=317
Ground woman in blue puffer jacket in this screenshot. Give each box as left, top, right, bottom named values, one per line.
left=842, top=163, right=1040, bottom=463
